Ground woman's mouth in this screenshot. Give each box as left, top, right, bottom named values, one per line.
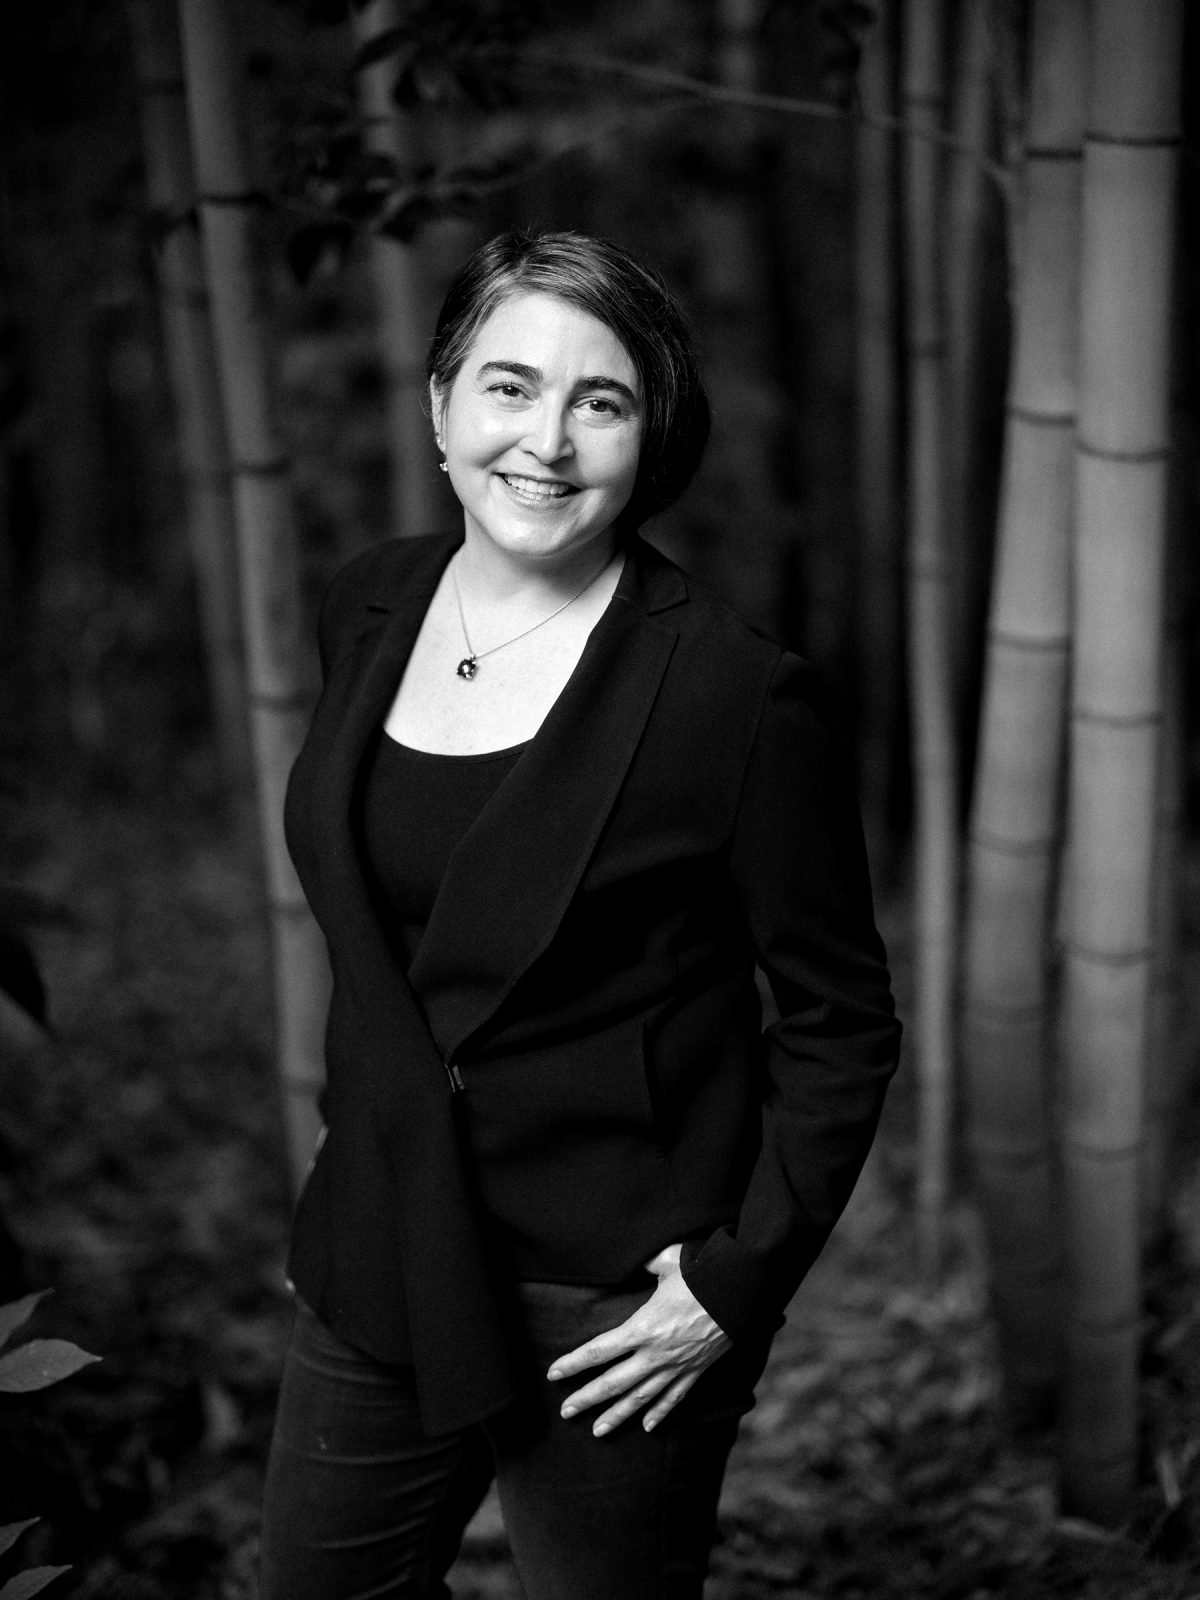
left=499, top=473, right=578, bottom=506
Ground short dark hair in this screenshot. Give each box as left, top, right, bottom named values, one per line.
left=427, top=230, right=710, bottom=530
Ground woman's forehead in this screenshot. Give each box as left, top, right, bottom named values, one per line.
left=464, top=291, right=638, bottom=385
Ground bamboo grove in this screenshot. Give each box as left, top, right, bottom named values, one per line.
left=1, top=0, right=1194, bottom=1533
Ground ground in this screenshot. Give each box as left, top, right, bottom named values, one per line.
left=2, top=737, right=1200, bottom=1599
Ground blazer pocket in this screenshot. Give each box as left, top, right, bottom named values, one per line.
left=460, top=1016, right=664, bottom=1166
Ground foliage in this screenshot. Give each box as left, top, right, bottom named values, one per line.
left=0, top=1295, right=99, bottom=1600
left=262, top=0, right=909, bottom=285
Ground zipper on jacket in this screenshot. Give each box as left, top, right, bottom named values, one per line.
left=445, top=1060, right=465, bottom=1093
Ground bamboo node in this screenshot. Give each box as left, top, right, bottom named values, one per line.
left=966, top=828, right=1056, bottom=858
left=1024, top=146, right=1082, bottom=163
left=250, top=690, right=313, bottom=713
left=1071, top=707, right=1162, bottom=731
left=1084, top=130, right=1181, bottom=152
left=1060, top=938, right=1152, bottom=968
left=1005, top=404, right=1074, bottom=429
left=1060, top=1134, right=1144, bottom=1160
left=198, top=189, right=268, bottom=209
left=1076, top=440, right=1169, bottom=465
left=985, top=627, right=1069, bottom=655
left=963, top=996, right=1046, bottom=1024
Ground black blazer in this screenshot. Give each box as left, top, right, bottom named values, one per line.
left=283, top=532, right=900, bottom=1434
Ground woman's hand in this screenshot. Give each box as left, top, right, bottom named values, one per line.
left=546, top=1245, right=732, bottom=1436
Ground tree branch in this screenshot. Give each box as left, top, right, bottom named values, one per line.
left=510, top=47, right=1013, bottom=196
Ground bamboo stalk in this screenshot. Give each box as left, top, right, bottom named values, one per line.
left=1141, top=282, right=1192, bottom=1243
left=176, top=0, right=328, bottom=1190
left=353, top=0, right=441, bottom=538
left=901, top=0, right=957, bottom=1279
left=1060, top=0, right=1182, bottom=1521
left=961, top=0, right=1085, bottom=1421
left=696, top=0, right=786, bottom=631
left=944, top=0, right=992, bottom=707
left=125, top=0, right=249, bottom=790
left=1142, top=609, right=1184, bottom=1244
left=853, top=12, right=901, bottom=864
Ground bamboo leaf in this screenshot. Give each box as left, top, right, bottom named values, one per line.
left=0, top=1339, right=100, bottom=1393
left=378, top=193, right=438, bottom=243
left=0, top=1294, right=50, bottom=1352
left=352, top=25, right=410, bottom=73
left=286, top=223, right=352, bottom=287
left=0, top=930, right=47, bottom=1026
left=0, top=888, right=74, bottom=930
left=0, top=1570, right=72, bottom=1600
left=0, top=1522, right=39, bottom=1559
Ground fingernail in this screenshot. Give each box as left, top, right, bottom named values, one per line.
left=593, top=1421, right=610, bottom=1437
left=560, top=1404, right=576, bottom=1419
left=546, top=1366, right=563, bottom=1381
left=643, top=1416, right=657, bottom=1432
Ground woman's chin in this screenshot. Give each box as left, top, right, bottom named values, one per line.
left=464, top=508, right=617, bottom=567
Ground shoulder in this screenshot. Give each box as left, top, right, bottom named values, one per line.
left=321, top=532, right=457, bottom=616
left=316, top=533, right=458, bottom=669
left=631, top=537, right=831, bottom=719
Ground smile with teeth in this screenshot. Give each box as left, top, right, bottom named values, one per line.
left=500, top=473, right=577, bottom=505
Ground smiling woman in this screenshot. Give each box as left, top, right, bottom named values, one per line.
left=260, top=230, right=901, bottom=1600
left=437, top=293, right=641, bottom=576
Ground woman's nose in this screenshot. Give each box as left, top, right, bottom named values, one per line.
left=522, top=401, right=574, bottom=463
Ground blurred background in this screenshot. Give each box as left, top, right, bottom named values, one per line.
left=1, top=1, right=1199, bottom=1596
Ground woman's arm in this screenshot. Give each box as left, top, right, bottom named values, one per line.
left=682, top=650, right=901, bottom=1339
left=549, top=651, right=901, bottom=1431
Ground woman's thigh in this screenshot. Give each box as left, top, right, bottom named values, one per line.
left=490, top=1281, right=773, bottom=1600
left=259, top=1300, right=494, bottom=1600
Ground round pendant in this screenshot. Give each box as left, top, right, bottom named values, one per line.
left=456, top=656, right=478, bottom=680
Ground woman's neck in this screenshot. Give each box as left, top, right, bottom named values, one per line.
left=453, top=528, right=620, bottom=608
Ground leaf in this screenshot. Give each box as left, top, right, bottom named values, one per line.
left=297, top=0, right=353, bottom=23
left=0, top=1339, right=100, bottom=1393
left=286, top=223, right=352, bottom=287
left=0, top=1571, right=72, bottom=1600
left=0, top=887, right=74, bottom=930
left=0, top=1293, right=50, bottom=1352
left=0, top=1522, right=39, bottom=1559
left=453, top=62, right=518, bottom=112
left=353, top=150, right=401, bottom=186
left=352, top=25, right=410, bottom=73
left=0, top=929, right=47, bottom=1026
left=378, top=193, right=438, bottom=244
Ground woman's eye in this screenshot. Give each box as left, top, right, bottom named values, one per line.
left=487, top=382, right=527, bottom=400
left=580, top=396, right=621, bottom=417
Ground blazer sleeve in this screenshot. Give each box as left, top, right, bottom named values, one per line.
left=680, top=650, right=901, bottom=1340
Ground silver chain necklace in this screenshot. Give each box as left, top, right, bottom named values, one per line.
left=450, top=554, right=611, bottom=680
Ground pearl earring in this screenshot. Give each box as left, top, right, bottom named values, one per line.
left=438, top=460, right=448, bottom=473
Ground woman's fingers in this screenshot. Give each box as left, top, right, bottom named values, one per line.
left=589, top=1366, right=676, bottom=1437
left=642, top=1370, right=698, bottom=1431
left=546, top=1325, right=632, bottom=1382
left=557, top=1350, right=653, bottom=1421
left=546, top=1266, right=732, bottom=1435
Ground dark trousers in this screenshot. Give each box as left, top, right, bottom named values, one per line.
left=259, top=1281, right=773, bottom=1599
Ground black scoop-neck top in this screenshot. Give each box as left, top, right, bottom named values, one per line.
left=359, top=731, right=527, bottom=967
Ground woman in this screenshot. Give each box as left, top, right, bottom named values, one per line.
left=261, top=229, right=900, bottom=1599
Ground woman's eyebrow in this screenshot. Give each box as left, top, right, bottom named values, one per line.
left=578, top=374, right=639, bottom=406
left=476, top=360, right=639, bottom=406
left=477, top=359, right=540, bottom=384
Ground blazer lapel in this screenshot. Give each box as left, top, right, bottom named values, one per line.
left=409, top=540, right=686, bottom=1062
left=294, top=536, right=458, bottom=1014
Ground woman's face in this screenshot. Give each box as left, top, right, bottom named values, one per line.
left=432, top=291, right=643, bottom=568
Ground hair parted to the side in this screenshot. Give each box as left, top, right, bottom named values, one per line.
left=427, top=230, right=710, bottom=531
